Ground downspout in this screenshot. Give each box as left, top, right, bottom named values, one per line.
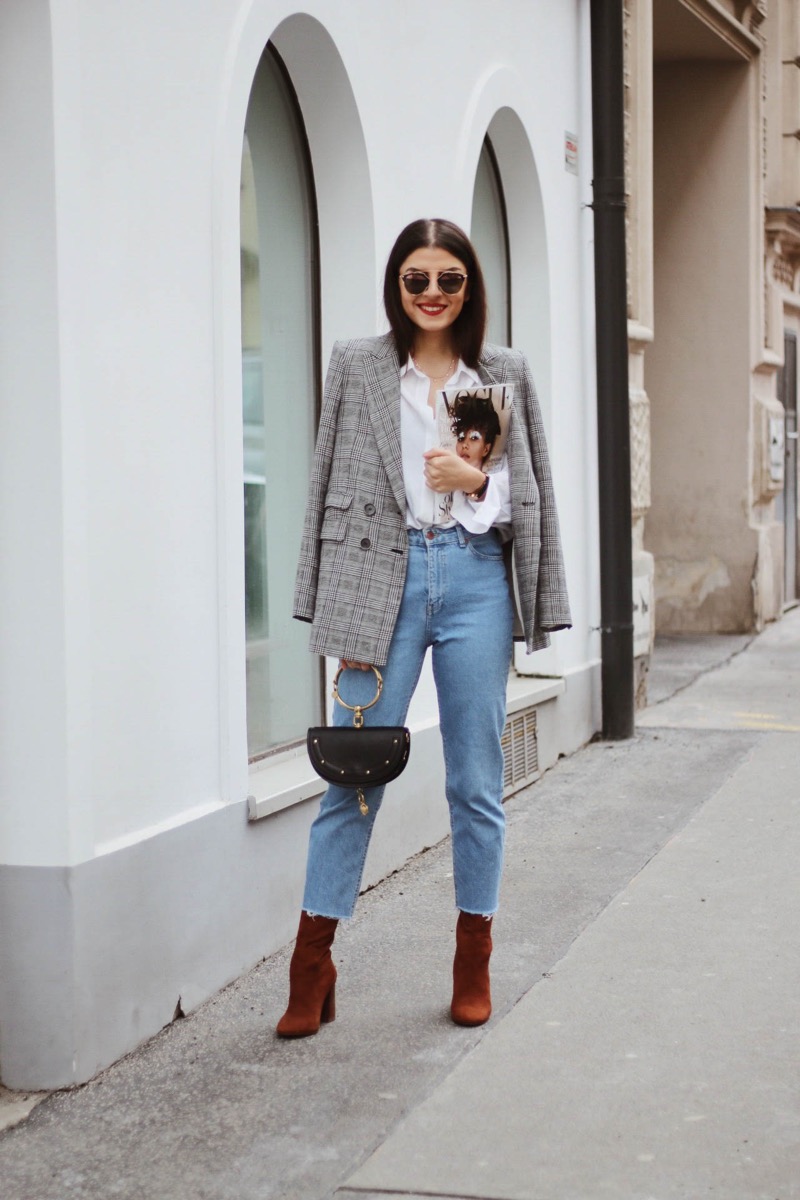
left=589, top=0, right=635, bottom=739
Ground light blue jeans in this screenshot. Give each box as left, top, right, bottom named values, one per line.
left=303, top=524, right=514, bottom=920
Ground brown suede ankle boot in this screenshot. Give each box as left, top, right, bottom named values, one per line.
left=450, top=911, right=493, bottom=1026
left=276, top=911, right=338, bottom=1038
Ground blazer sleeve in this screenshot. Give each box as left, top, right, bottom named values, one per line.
left=293, top=340, right=350, bottom=623
left=516, top=354, right=572, bottom=632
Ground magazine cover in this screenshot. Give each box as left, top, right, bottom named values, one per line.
left=435, top=384, right=514, bottom=475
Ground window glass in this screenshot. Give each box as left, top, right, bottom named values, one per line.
left=241, top=47, right=321, bottom=757
left=470, top=137, right=511, bottom=346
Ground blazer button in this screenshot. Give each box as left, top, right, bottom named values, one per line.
left=360, top=537, right=371, bottom=549
left=364, top=503, right=376, bottom=517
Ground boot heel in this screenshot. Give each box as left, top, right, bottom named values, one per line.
left=321, top=981, right=336, bottom=1024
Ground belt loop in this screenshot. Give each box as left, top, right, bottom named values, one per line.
left=455, top=523, right=468, bottom=547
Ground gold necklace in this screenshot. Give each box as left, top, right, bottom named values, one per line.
left=412, top=353, right=456, bottom=383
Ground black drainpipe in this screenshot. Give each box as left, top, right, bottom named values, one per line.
left=590, top=0, right=635, bottom=739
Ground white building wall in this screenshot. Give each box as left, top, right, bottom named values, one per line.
left=0, top=0, right=599, bottom=1088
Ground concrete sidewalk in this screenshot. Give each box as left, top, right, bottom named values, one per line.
left=340, top=614, right=800, bottom=1200
left=1, top=615, right=798, bottom=1199
left=341, top=675, right=800, bottom=1197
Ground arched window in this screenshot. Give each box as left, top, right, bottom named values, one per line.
left=470, top=136, right=511, bottom=346
left=240, top=45, right=322, bottom=758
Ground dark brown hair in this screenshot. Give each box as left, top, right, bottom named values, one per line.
left=453, top=395, right=501, bottom=450
left=383, top=219, right=488, bottom=369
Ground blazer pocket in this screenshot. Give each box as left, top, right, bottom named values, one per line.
left=320, top=492, right=353, bottom=541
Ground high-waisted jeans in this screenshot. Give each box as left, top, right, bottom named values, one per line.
left=302, top=524, right=514, bottom=919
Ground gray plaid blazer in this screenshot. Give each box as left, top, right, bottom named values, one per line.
left=294, top=334, right=571, bottom=665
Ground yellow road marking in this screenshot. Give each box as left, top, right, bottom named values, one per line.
left=734, top=719, right=800, bottom=732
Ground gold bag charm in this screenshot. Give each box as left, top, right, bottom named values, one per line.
left=333, top=667, right=384, bottom=819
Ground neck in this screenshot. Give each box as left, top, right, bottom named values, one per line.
left=411, top=330, right=456, bottom=361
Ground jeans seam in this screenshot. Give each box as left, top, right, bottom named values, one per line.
left=434, top=656, right=507, bottom=915
left=439, top=726, right=463, bottom=910
left=342, top=797, right=383, bottom=917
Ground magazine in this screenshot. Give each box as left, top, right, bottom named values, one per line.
left=435, top=384, right=513, bottom=475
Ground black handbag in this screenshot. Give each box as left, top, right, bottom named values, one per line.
left=307, top=666, right=410, bottom=816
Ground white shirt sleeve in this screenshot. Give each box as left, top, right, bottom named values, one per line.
left=450, top=457, right=511, bottom=534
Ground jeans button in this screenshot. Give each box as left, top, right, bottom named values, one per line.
left=425, top=530, right=435, bottom=540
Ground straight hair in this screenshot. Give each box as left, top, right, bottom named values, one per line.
left=383, top=219, right=488, bottom=369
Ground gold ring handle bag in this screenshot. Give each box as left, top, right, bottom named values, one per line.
left=307, top=666, right=411, bottom=816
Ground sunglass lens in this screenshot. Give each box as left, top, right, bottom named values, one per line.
left=439, top=273, right=465, bottom=294
left=402, top=272, right=428, bottom=295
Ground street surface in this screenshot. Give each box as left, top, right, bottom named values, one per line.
left=1, top=615, right=797, bottom=1199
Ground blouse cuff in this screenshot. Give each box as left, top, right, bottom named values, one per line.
left=452, top=464, right=511, bottom=533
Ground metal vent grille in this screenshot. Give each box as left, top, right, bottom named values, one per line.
left=501, top=706, right=539, bottom=796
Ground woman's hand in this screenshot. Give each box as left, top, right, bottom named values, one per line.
left=339, top=659, right=373, bottom=671
left=423, top=447, right=485, bottom=494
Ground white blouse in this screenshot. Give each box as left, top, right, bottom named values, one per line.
left=399, top=357, right=512, bottom=535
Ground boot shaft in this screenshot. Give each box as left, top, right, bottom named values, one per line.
left=451, top=911, right=493, bottom=1027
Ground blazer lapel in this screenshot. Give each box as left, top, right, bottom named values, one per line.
left=365, top=338, right=407, bottom=516
left=477, top=345, right=508, bottom=387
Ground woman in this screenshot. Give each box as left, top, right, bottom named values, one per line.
left=453, top=395, right=502, bottom=470
left=278, top=218, right=571, bottom=1037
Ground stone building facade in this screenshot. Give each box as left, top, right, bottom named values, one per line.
left=623, top=0, right=800, bottom=694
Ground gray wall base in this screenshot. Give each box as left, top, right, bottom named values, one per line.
left=0, top=665, right=597, bottom=1090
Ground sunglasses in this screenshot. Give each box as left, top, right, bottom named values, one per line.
left=400, top=270, right=468, bottom=296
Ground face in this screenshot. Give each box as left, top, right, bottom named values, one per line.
left=456, top=427, right=492, bottom=468
left=398, top=245, right=469, bottom=336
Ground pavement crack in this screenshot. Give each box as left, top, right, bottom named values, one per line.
left=645, top=633, right=756, bottom=710
left=337, top=1188, right=513, bottom=1199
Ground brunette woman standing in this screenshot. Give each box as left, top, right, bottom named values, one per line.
left=277, top=218, right=571, bottom=1036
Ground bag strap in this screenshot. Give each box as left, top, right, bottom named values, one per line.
left=331, top=665, right=383, bottom=728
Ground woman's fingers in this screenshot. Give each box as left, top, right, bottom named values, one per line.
left=339, top=659, right=372, bottom=671
left=423, top=447, right=479, bottom=493
left=423, top=447, right=456, bottom=491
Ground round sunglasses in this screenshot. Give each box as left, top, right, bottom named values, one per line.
left=400, top=270, right=468, bottom=296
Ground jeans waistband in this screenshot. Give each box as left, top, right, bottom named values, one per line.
left=407, top=524, right=499, bottom=547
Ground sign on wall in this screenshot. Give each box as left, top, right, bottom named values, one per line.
left=565, top=132, right=578, bottom=175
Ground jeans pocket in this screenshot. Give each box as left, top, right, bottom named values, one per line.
left=466, top=531, right=503, bottom=560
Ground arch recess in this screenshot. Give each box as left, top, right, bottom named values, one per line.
left=457, top=66, right=552, bottom=430
left=461, top=84, right=556, bottom=677
left=483, top=106, right=551, bottom=428
left=212, top=8, right=375, bottom=800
